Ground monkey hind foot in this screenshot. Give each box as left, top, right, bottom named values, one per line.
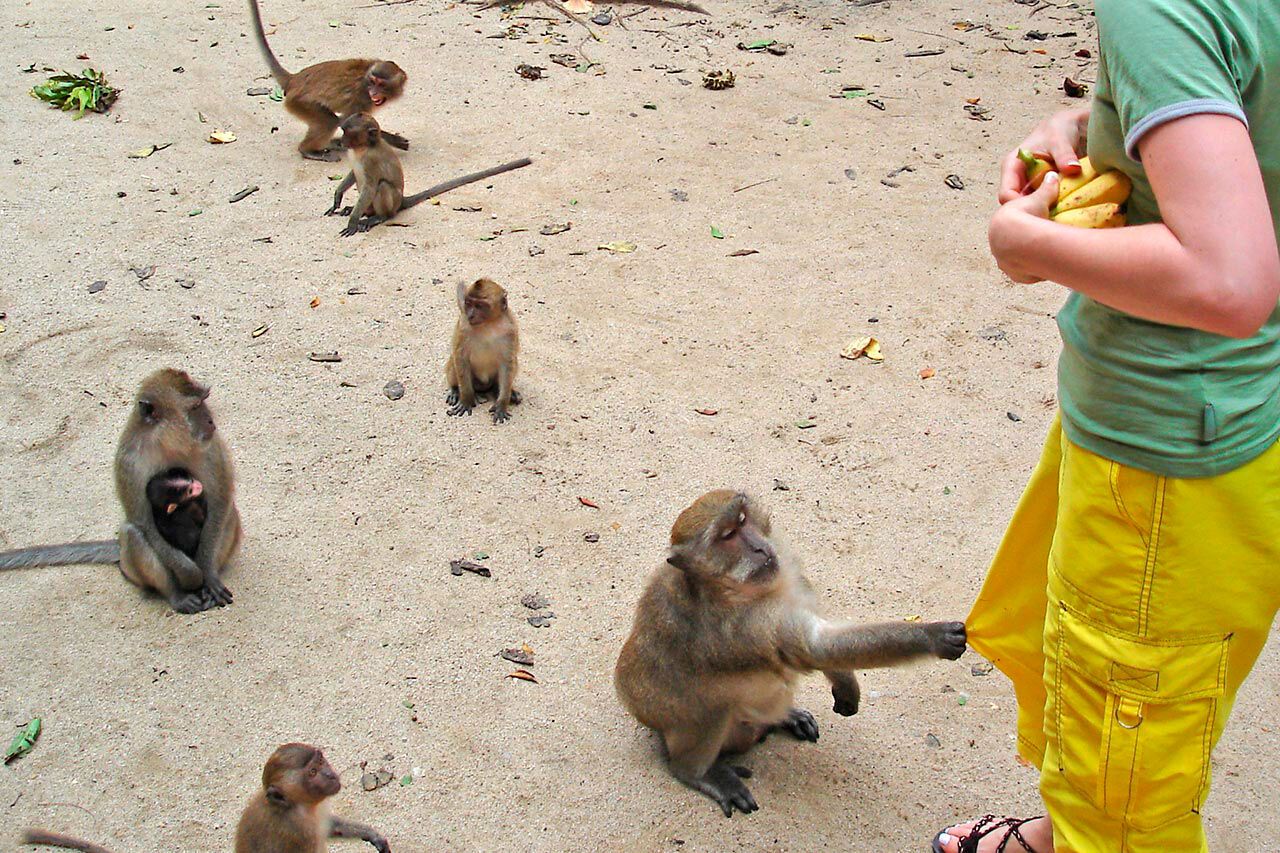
left=302, top=147, right=343, bottom=163
left=697, top=761, right=759, bottom=817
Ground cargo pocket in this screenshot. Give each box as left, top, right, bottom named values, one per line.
left=1048, top=603, right=1228, bottom=831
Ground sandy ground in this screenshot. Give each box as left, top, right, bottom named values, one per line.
left=1, top=0, right=1276, bottom=850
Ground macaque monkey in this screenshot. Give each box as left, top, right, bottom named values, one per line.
left=0, top=369, right=242, bottom=614
left=444, top=278, right=521, bottom=423
left=146, top=468, right=207, bottom=558
left=614, top=490, right=967, bottom=816
left=22, top=830, right=112, bottom=853
left=325, top=113, right=532, bottom=236
left=247, top=0, right=409, bottom=160
left=235, top=743, right=391, bottom=853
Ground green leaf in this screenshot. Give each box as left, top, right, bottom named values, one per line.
left=840, top=86, right=871, bottom=98
left=399, top=774, right=414, bottom=786
left=742, top=39, right=775, bottom=50
left=710, top=225, right=724, bottom=239
left=795, top=419, right=816, bottom=429
left=6, top=718, right=41, bottom=763
left=269, top=86, right=284, bottom=102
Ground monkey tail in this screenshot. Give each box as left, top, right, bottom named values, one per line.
left=246, top=0, right=293, bottom=87
left=400, top=157, right=533, bottom=211
left=0, top=541, right=119, bottom=571
left=22, top=829, right=114, bottom=853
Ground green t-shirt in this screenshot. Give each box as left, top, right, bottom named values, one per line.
left=1057, top=0, right=1280, bottom=477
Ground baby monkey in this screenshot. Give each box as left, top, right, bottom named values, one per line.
left=445, top=278, right=521, bottom=423
left=146, top=468, right=206, bottom=558
left=235, top=743, right=391, bottom=853
left=325, top=113, right=532, bottom=236
left=615, top=490, right=967, bottom=816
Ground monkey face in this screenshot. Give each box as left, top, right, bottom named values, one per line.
left=264, top=745, right=341, bottom=806
left=366, top=62, right=406, bottom=106
left=304, top=751, right=342, bottom=798
left=135, top=369, right=216, bottom=440
left=338, top=113, right=381, bottom=150
left=668, top=492, right=780, bottom=588
left=461, top=278, right=508, bottom=326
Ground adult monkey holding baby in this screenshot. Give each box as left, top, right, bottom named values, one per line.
left=933, top=3, right=1280, bottom=852
left=0, top=369, right=241, bottom=614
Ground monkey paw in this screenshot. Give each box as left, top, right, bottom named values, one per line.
left=339, top=225, right=360, bottom=238
left=929, top=621, right=968, bottom=660
left=369, top=837, right=391, bottom=853
left=702, top=762, right=759, bottom=817
left=324, top=205, right=352, bottom=217
left=302, top=148, right=343, bottom=163
left=445, top=388, right=459, bottom=406
left=173, top=589, right=225, bottom=614
left=776, top=708, right=819, bottom=742
left=447, top=403, right=474, bottom=417
left=383, top=131, right=410, bottom=150
left=831, top=685, right=860, bottom=717
left=490, top=406, right=511, bottom=424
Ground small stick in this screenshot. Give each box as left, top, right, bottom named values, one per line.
left=732, top=177, right=777, bottom=193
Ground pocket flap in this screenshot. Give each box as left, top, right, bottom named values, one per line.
left=1059, top=605, right=1227, bottom=702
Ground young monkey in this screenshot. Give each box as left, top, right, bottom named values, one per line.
left=614, top=490, right=968, bottom=816
left=444, top=278, right=521, bottom=423
left=234, top=743, right=391, bottom=853
left=325, top=113, right=532, bottom=237
left=248, top=0, right=409, bottom=160
left=146, top=467, right=207, bottom=558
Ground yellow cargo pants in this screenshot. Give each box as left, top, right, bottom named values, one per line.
left=967, top=418, right=1280, bottom=852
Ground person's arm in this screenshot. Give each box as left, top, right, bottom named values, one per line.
left=988, top=113, right=1280, bottom=339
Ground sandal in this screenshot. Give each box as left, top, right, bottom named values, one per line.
left=930, top=815, right=1046, bottom=853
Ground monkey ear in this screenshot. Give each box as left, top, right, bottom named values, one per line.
left=455, top=281, right=467, bottom=310
left=266, top=786, right=289, bottom=807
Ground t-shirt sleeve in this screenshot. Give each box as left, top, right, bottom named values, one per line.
left=1095, top=0, right=1248, bottom=160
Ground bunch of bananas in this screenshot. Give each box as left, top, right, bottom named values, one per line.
left=1017, top=149, right=1131, bottom=228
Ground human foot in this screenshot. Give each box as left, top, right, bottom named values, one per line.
left=932, top=815, right=1054, bottom=853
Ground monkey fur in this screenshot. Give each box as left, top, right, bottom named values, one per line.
left=325, top=113, right=532, bottom=236
left=614, top=490, right=967, bottom=816
left=0, top=369, right=242, bottom=614
left=247, top=0, right=409, bottom=160
left=444, top=278, right=522, bottom=423
left=234, top=743, right=391, bottom=853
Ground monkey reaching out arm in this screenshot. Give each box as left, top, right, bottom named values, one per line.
left=247, top=0, right=408, bottom=160
left=324, top=113, right=532, bottom=236
left=444, top=278, right=522, bottom=423
left=614, top=490, right=966, bottom=817
left=0, top=369, right=241, bottom=614
left=235, top=743, right=391, bottom=853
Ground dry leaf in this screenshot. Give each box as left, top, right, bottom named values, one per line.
left=728, top=249, right=759, bottom=257
left=208, top=130, right=237, bottom=144
left=578, top=496, right=600, bottom=509
left=853, top=33, right=892, bottom=42
left=695, top=408, right=718, bottom=416
left=919, top=367, right=936, bottom=379
left=597, top=241, right=637, bottom=254
left=309, top=296, right=321, bottom=309
left=564, top=0, right=593, bottom=13
left=904, top=614, right=922, bottom=622
left=840, top=335, right=884, bottom=361
left=251, top=324, right=269, bottom=338
left=506, top=669, right=539, bottom=683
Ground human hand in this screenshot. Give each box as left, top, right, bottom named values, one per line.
left=989, top=172, right=1059, bottom=284
left=998, top=107, right=1090, bottom=203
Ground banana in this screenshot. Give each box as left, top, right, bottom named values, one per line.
left=1057, top=156, right=1100, bottom=198
left=1017, top=148, right=1053, bottom=190
left=1051, top=202, right=1126, bottom=229
left=1053, top=169, right=1132, bottom=214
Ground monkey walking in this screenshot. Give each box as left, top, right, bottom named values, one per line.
left=0, top=369, right=242, bottom=614
left=324, top=113, right=532, bottom=236
left=235, top=743, right=391, bottom=853
left=614, top=490, right=968, bottom=816
left=445, top=278, right=522, bottom=423
left=247, top=0, right=409, bottom=160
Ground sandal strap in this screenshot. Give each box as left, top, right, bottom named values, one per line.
left=955, top=815, right=1046, bottom=853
